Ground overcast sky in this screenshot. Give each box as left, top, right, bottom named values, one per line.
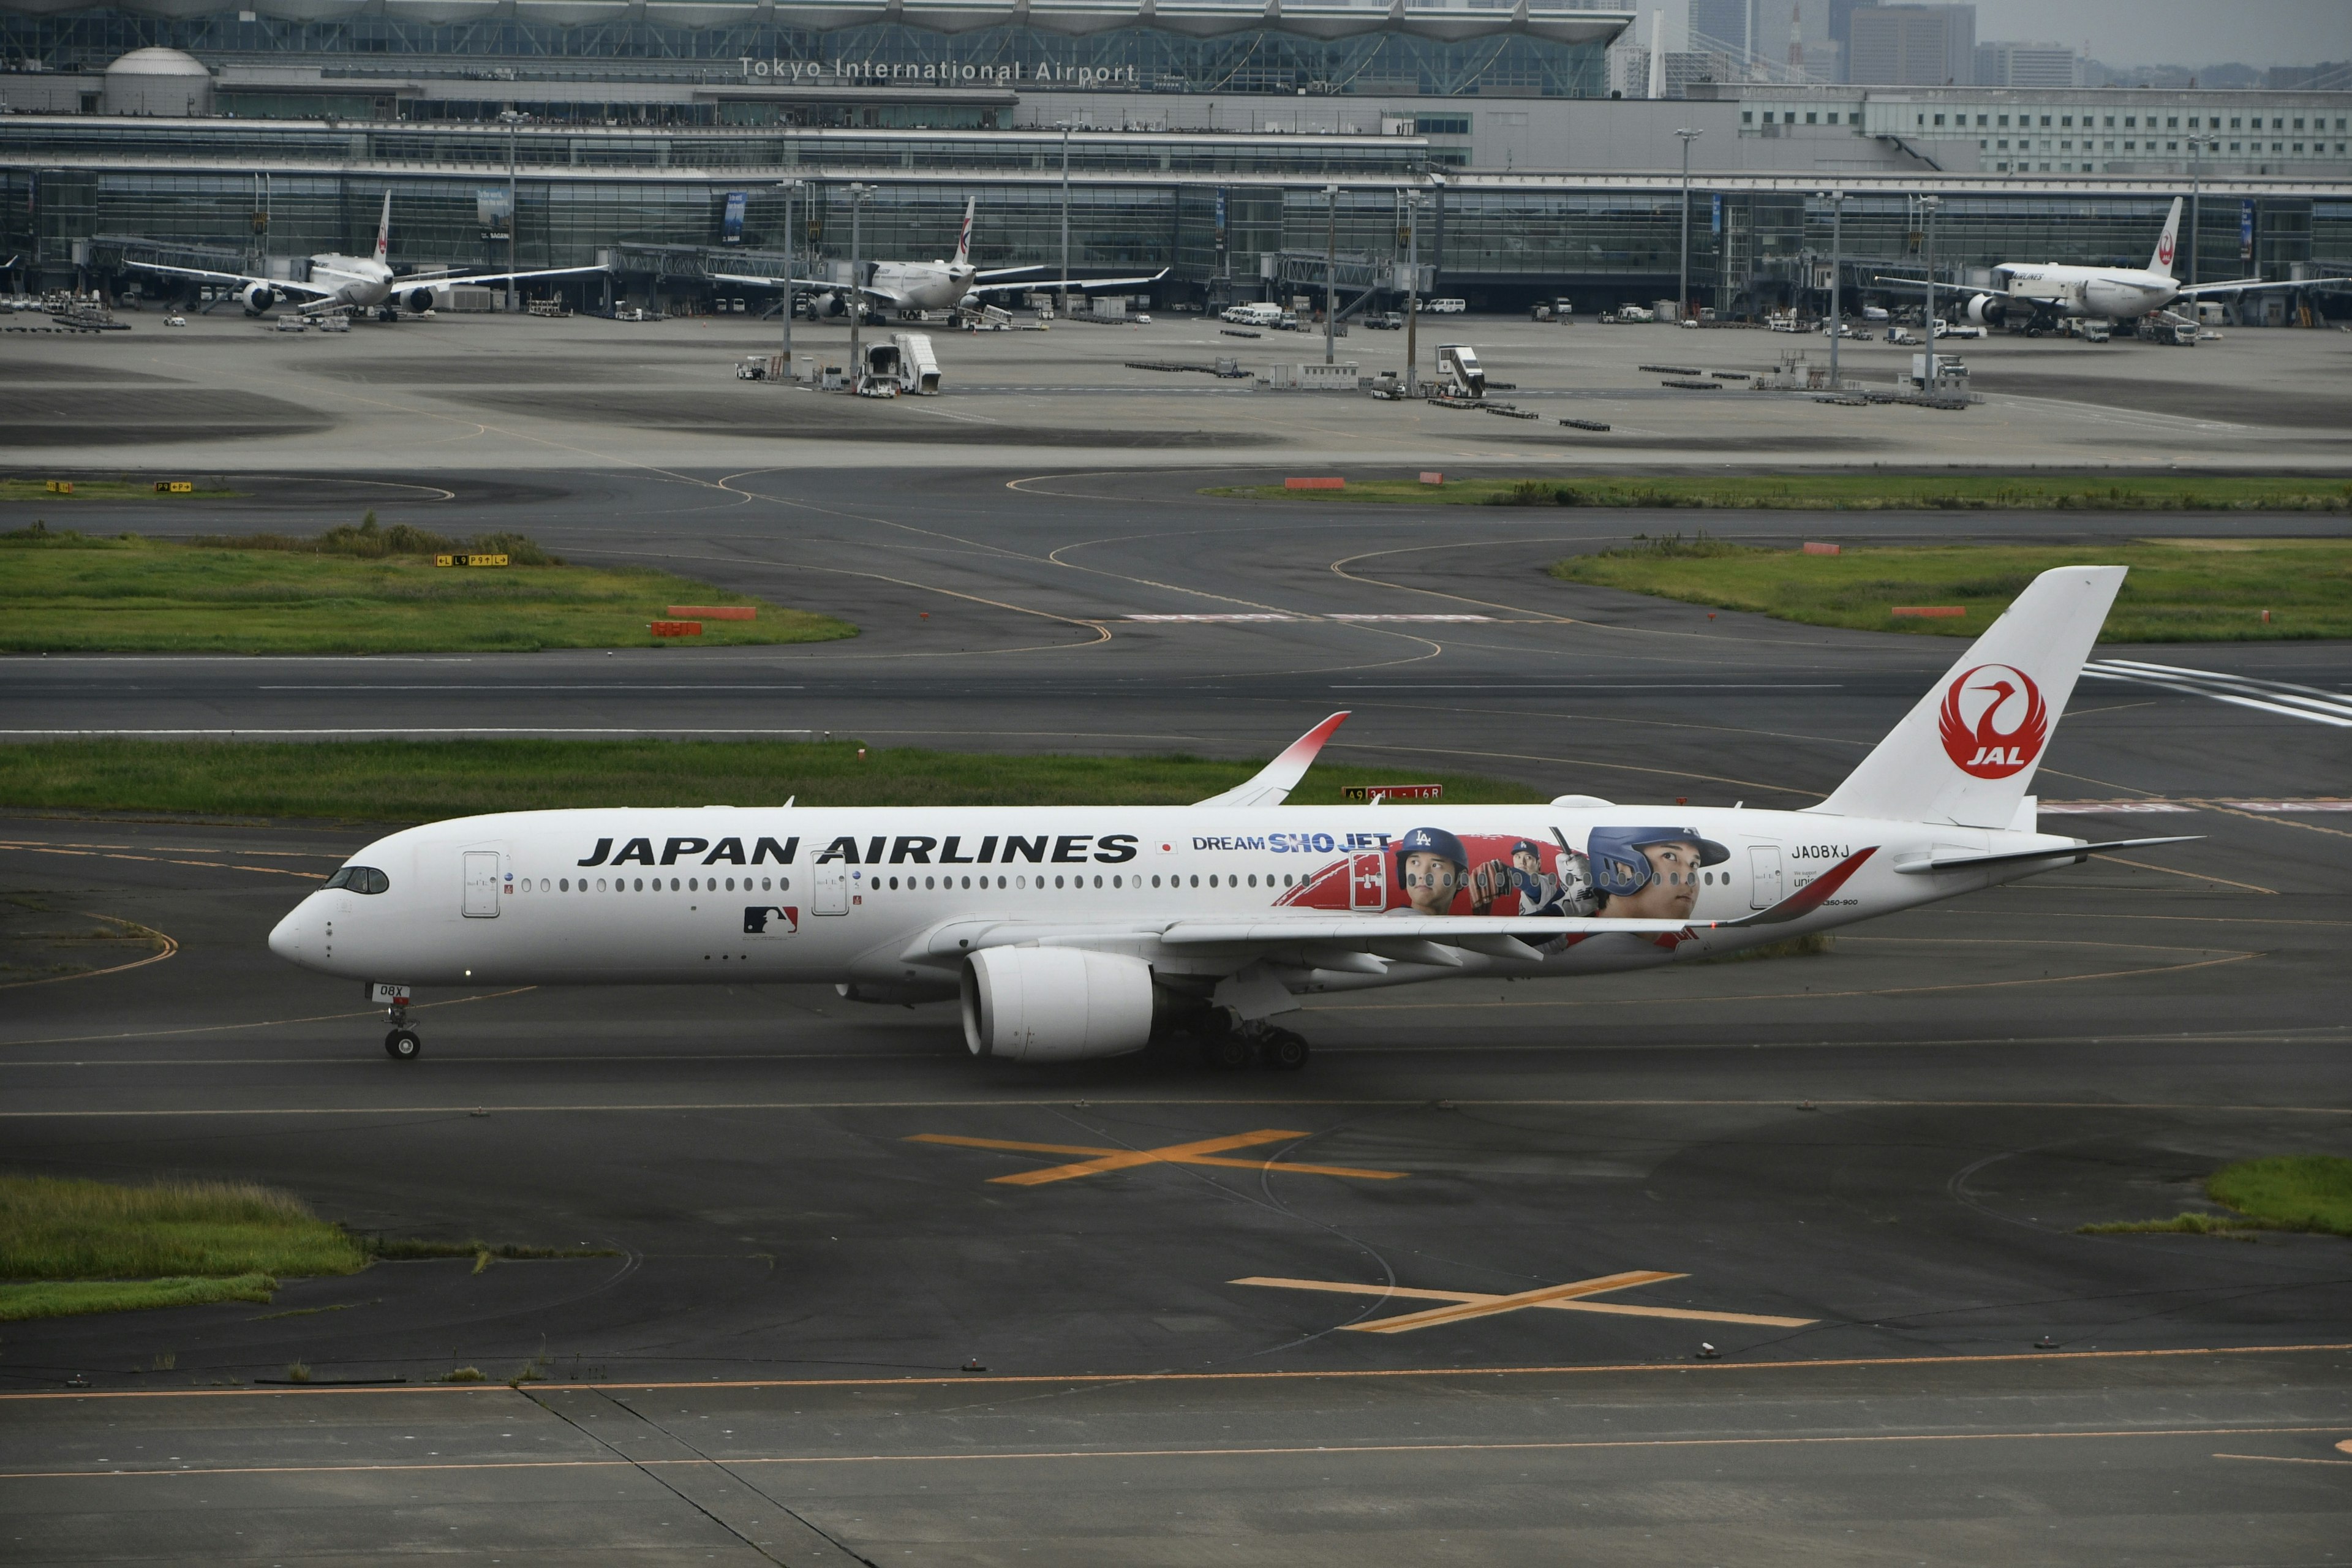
left=1967, top=0, right=2351, bottom=67
left=1665, top=1, right=2352, bottom=69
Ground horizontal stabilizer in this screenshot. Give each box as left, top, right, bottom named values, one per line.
left=1194, top=712, right=1348, bottom=809
left=1893, top=835, right=2203, bottom=873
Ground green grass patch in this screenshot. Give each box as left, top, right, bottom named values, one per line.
left=0, top=1275, right=279, bottom=1322
left=0, top=1176, right=368, bottom=1281
left=0, top=739, right=1541, bottom=820
left=2078, top=1155, right=2352, bottom=1237
left=1546, top=535, right=2352, bottom=642
left=1212, top=473, right=2352, bottom=511
left=0, top=478, right=239, bottom=503
left=0, top=520, right=853, bottom=653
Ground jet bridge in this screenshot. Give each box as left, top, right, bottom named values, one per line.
left=1262, top=249, right=1430, bottom=324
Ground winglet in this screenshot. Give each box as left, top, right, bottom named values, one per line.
left=1194, top=713, right=1348, bottom=809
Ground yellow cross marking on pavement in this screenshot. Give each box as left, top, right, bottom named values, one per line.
left=1232, top=1271, right=1816, bottom=1333
left=906, top=1128, right=1408, bottom=1187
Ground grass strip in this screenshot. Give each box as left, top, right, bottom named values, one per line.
left=0, top=1275, right=279, bottom=1322
left=2078, top=1155, right=2352, bottom=1237
left=1545, top=535, right=2351, bottom=642
left=0, top=521, right=853, bottom=653
left=0, top=1177, right=367, bottom=1281
left=0, top=739, right=1540, bottom=820
left=1211, top=473, right=2352, bottom=511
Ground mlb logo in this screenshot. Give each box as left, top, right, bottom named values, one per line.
left=743, top=906, right=799, bottom=937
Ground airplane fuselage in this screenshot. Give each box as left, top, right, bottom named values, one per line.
left=268, top=802, right=2071, bottom=992
left=1996, top=263, right=2179, bottom=321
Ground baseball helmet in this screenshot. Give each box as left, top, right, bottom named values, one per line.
left=1586, top=826, right=1731, bottom=898
left=1395, top=824, right=1469, bottom=876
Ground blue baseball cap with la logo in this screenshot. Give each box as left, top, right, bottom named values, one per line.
left=1395, top=826, right=1469, bottom=872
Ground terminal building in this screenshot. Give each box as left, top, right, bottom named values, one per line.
left=4, top=1, right=2348, bottom=317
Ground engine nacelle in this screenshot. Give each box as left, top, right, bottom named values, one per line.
left=1965, top=293, right=2007, bottom=326
left=241, top=282, right=281, bottom=315
left=961, top=946, right=1155, bottom=1063
left=403, top=287, right=439, bottom=314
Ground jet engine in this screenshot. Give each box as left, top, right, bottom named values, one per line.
left=402, top=287, right=439, bottom=314
left=241, top=282, right=281, bottom=315
left=1964, top=294, right=2008, bottom=326
left=961, top=946, right=1155, bottom=1063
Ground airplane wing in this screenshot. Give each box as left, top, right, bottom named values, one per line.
left=965, top=268, right=1169, bottom=296
left=1871, top=274, right=2002, bottom=298
left=125, top=260, right=337, bottom=301
left=973, top=264, right=1044, bottom=282
left=402, top=263, right=610, bottom=290
left=2173, top=275, right=2348, bottom=298
left=705, top=273, right=913, bottom=307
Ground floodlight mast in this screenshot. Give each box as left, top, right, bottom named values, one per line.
left=1675, top=128, right=1703, bottom=324
left=2187, top=135, right=2218, bottom=291
left=499, top=108, right=524, bottom=314
left=847, top=182, right=872, bottom=390
left=1822, top=187, right=1845, bottom=387
left=775, top=178, right=801, bottom=385
left=1057, top=122, right=1072, bottom=319
left=1324, top=183, right=1338, bottom=366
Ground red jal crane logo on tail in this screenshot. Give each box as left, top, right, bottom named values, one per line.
left=1938, top=663, right=2049, bottom=778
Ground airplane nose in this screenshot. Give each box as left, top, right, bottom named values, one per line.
left=268, top=906, right=303, bottom=962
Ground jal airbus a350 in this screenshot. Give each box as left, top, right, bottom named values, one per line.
left=1881, top=197, right=2320, bottom=331
left=130, top=194, right=604, bottom=321
left=270, top=567, right=2193, bottom=1068
left=709, top=198, right=1164, bottom=317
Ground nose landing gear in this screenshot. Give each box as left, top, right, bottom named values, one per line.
left=379, top=992, right=420, bottom=1060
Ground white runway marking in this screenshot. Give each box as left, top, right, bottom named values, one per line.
left=2083, top=659, right=2352, bottom=729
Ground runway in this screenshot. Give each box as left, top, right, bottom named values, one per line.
left=3, top=318, right=2351, bottom=1564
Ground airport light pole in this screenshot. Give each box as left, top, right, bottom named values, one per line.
left=499, top=108, right=524, bottom=314
left=1820, top=187, right=1845, bottom=388
left=1403, top=187, right=1422, bottom=398
left=847, top=182, right=872, bottom=391
left=774, top=178, right=801, bottom=384
left=2186, top=135, right=2218, bottom=290
left=1920, top=193, right=1940, bottom=387
left=1675, top=128, right=1702, bottom=323
left=1057, top=121, right=1072, bottom=319
left=1324, top=183, right=1338, bottom=366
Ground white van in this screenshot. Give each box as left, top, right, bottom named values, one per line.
left=1427, top=298, right=1468, bottom=314
left=1221, top=302, right=1283, bottom=327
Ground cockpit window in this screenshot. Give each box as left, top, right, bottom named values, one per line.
left=326, top=866, right=390, bottom=894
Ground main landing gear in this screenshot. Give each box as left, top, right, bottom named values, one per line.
left=383, top=999, right=421, bottom=1060
left=1198, top=1018, right=1310, bottom=1072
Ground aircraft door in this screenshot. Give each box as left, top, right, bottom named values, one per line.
left=462, top=851, right=502, bottom=918
left=1349, top=851, right=1386, bottom=911
left=1747, top=845, right=1782, bottom=910
left=814, top=863, right=848, bottom=916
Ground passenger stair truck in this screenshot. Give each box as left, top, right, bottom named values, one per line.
left=862, top=332, right=942, bottom=395
left=1434, top=343, right=1485, bottom=399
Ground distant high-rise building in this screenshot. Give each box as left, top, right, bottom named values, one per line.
left=1689, top=0, right=1749, bottom=58
left=1826, top=0, right=1871, bottom=78
left=1975, top=40, right=2078, bottom=88
left=1847, top=4, right=1976, bottom=86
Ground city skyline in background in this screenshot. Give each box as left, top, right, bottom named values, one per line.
left=1667, top=0, right=2350, bottom=72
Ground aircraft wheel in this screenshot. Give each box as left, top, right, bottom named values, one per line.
left=1202, top=1032, right=1253, bottom=1071
left=1261, top=1031, right=1310, bottom=1072
left=385, top=1028, right=421, bottom=1061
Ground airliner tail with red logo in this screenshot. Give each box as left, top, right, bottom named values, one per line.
left=1816, top=565, right=2121, bottom=831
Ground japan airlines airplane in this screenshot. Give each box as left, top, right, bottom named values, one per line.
left=270, top=567, right=2195, bottom=1068
left=129, top=194, right=605, bottom=321
left=709, top=198, right=1165, bottom=317
left=1880, top=197, right=2315, bottom=331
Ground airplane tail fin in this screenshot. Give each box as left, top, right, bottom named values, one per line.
left=1808, top=566, right=2124, bottom=829
left=2149, top=195, right=2182, bottom=279
left=954, top=198, right=974, bottom=268
left=374, top=192, right=391, bottom=263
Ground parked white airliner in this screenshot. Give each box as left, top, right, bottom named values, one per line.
left=130, top=194, right=603, bottom=320
left=709, top=198, right=1165, bottom=317
left=270, top=567, right=2192, bottom=1068
left=1882, top=197, right=2317, bottom=331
